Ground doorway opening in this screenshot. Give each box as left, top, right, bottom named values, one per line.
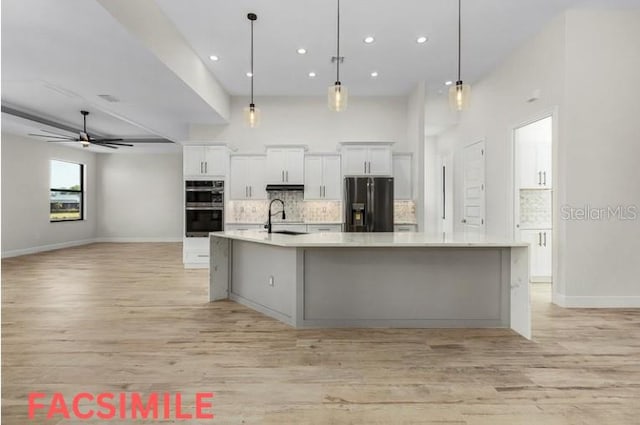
left=513, top=115, right=553, bottom=299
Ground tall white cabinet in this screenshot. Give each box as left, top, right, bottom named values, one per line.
left=265, top=146, right=305, bottom=184
left=183, top=145, right=229, bottom=177
left=304, top=154, right=341, bottom=200
left=340, top=143, right=393, bottom=176
left=229, top=155, right=267, bottom=200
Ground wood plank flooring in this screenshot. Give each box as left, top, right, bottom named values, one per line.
left=2, top=243, right=640, bottom=424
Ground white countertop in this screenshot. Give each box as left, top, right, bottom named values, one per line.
left=210, top=230, right=528, bottom=248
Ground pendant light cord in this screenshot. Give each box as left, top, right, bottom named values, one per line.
left=336, top=0, right=340, bottom=83
left=250, top=18, right=255, bottom=104
left=457, top=0, right=461, bottom=82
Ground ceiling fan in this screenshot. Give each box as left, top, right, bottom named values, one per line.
left=28, top=110, right=133, bottom=149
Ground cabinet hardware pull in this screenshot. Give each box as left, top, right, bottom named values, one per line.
left=543, top=232, right=547, bottom=247
left=538, top=171, right=541, bottom=185
left=205, top=162, right=208, bottom=174
left=286, top=170, right=289, bottom=182
left=543, top=171, right=547, bottom=186
left=200, top=162, right=203, bottom=174
left=249, top=186, right=252, bottom=197
left=282, top=170, right=285, bottom=182
left=364, top=161, right=367, bottom=173
left=538, top=232, right=542, bottom=246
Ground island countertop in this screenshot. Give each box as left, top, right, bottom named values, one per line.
left=210, top=230, right=528, bottom=248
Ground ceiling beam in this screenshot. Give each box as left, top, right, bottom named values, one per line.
left=97, top=0, right=230, bottom=123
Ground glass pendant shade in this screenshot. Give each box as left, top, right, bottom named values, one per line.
left=449, top=81, right=471, bottom=111
left=244, top=104, right=261, bottom=128
left=328, top=82, right=348, bottom=112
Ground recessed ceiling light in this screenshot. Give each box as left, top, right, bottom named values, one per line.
left=363, top=36, right=375, bottom=44
left=246, top=72, right=253, bottom=77
left=416, top=36, right=428, bottom=44
left=445, top=80, right=453, bottom=86
left=297, top=48, right=307, bottom=55
left=308, top=72, right=317, bottom=78
left=209, top=55, right=219, bottom=61
left=371, top=71, right=379, bottom=78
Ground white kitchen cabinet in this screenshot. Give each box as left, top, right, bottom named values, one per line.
left=229, top=155, right=267, bottom=200
left=183, top=146, right=228, bottom=177
left=394, top=224, right=417, bottom=232
left=517, top=138, right=552, bottom=189
left=307, top=224, right=342, bottom=233
left=304, top=154, right=342, bottom=200
left=341, top=143, right=393, bottom=176
left=520, top=229, right=552, bottom=281
left=183, top=237, right=210, bottom=269
left=393, top=154, right=413, bottom=200
left=266, top=147, right=305, bottom=184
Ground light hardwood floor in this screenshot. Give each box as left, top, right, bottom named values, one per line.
left=2, top=243, right=640, bottom=424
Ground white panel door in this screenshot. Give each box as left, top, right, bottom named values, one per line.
left=266, top=148, right=286, bottom=184
left=285, top=149, right=305, bottom=184
left=204, top=147, right=228, bottom=176
left=462, top=141, right=486, bottom=237
left=248, top=156, right=267, bottom=199
left=183, top=146, right=205, bottom=176
left=342, top=146, right=368, bottom=175
left=367, top=146, right=392, bottom=176
left=322, top=155, right=342, bottom=200
left=392, top=154, right=412, bottom=199
left=229, top=156, right=249, bottom=199
left=304, top=156, right=323, bottom=200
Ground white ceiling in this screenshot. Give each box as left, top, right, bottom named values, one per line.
left=2, top=0, right=639, bottom=147
left=155, top=0, right=640, bottom=96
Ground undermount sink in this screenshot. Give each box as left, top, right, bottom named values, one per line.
left=271, top=230, right=308, bottom=235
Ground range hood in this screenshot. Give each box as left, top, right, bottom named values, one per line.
left=265, top=184, right=305, bottom=192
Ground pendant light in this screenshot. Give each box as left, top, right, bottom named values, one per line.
left=244, top=13, right=260, bottom=127
left=328, top=0, right=347, bottom=111
left=449, top=0, right=470, bottom=111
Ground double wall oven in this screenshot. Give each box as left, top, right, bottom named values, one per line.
left=185, top=180, right=224, bottom=237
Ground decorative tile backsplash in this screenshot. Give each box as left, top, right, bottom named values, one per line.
left=520, top=189, right=552, bottom=227
left=227, top=193, right=417, bottom=225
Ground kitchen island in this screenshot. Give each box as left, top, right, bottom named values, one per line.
left=209, top=231, right=531, bottom=338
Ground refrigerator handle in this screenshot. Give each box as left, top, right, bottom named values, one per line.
left=368, top=179, right=375, bottom=232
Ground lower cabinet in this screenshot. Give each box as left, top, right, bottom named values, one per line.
left=225, top=224, right=263, bottom=232
left=394, top=224, right=417, bottom=232
left=306, top=224, right=342, bottom=233
left=183, top=238, right=210, bottom=269
left=520, top=229, right=552, bottom=282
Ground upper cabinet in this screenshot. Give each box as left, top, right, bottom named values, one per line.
left=340, top=143, right=393, bottom=176
left=393, top=154, right=413, bottom=200
left=183, top=146, right=229, bottom=177
left=304, top=154, right=342, bottom=200
left=229, top=155, right=267, bottom=200
left=516, top=137, right=552, bottom=189
left=266, top=146, right=305, bottom=184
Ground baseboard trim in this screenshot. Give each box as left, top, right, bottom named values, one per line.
left=553, top=293, right=640, bottom=308
left=1, top=239, right=97, bottom=259
left=94, top=237, right=182, bottom=243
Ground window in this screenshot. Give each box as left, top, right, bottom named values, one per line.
left=50, top=160, right=84, bottom=222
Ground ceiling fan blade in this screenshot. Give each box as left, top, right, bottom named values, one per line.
left=93, top=138, right=124, bottom=142
left=90, top=142, right=118, bottom=149
left=29, top=133, right=74, bottom=140
left=46, top=140, right=75, bottom=143
left=96, top=142, right=133, bottom=147
left=41, top=129, right=74, bottom=137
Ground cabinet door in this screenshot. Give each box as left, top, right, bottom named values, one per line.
left=516, top=138, right=539, bottom=189
left=304, top=156, right=323, bottom=200
left=393, top=155, right=412, bottom=199
left=342, top=146, right=368, bottom=176
left=204, top=147, right=228, bottom=176
left=183, top=146, right=204, bottom=176
left=284, top=149, right=305, bottom=184
left=266, top=149, right=286, bottom=184
left=322, top=156, right=342, bottom=200
left=367, top=146, right=392, bottom=176
left=537, top=141, right=552, bottom=188
left=538, top=229, right=552, bottom=278
left=229, top=157, right=249, bottom=199
left=248, top=156, right=267, bottom=199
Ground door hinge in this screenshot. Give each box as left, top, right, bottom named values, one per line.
left=481, top=218, right=484, bottom=225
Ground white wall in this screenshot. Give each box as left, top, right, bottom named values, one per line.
left=95, top=153, right=183, bottom=241
left=429, top=9, right=640, bottom=306
left=1, top=133, right=98, bottom=256
left=189, top=96, right=409, bottom=152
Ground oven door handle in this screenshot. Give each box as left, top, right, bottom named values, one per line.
left=185, top=206, right=224, bottom=211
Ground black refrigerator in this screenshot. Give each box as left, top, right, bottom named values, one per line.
left=344, top=177, right=394, bottom=232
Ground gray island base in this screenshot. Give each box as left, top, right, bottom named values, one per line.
left=210, top=231, right=531, bottom=339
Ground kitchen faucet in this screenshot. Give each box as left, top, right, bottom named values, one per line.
left=265, top=198, right=285, bottom=233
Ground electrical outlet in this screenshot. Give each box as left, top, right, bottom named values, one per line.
left=268, top=276, right=274, bottom=287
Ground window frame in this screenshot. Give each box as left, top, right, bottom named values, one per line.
left=49, top=160, right=85, bottom=223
